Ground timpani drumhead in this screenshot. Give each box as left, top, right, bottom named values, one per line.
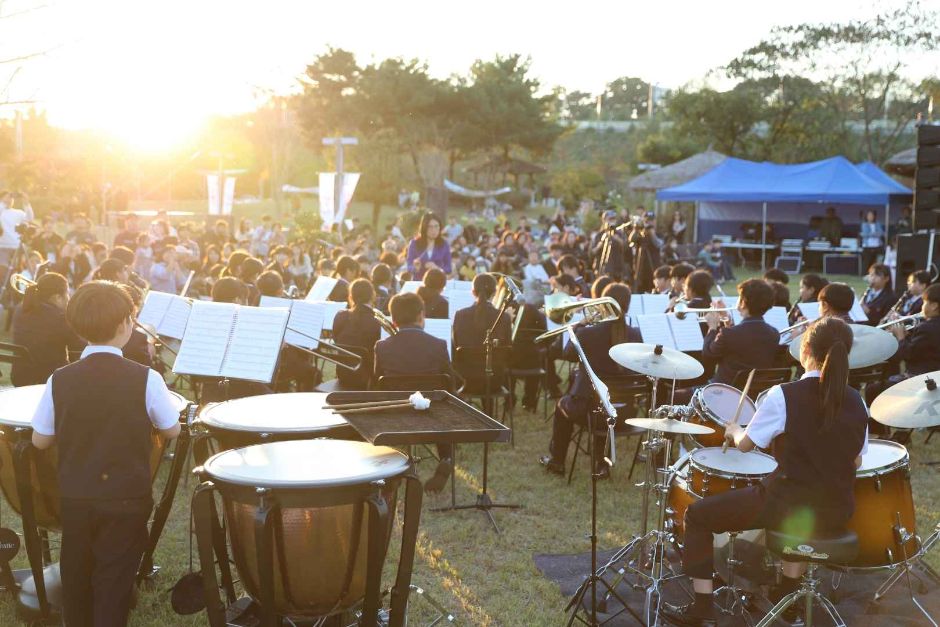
left=198, top=393, right=348, bottom=434
left=689, top=447, right=777, bottom=477
left=0, top=385, right=47, bottom=427
left=203, top=439, right=409, bottom=489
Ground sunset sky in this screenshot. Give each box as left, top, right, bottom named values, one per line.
left=2, top=0, right=936, bottom=150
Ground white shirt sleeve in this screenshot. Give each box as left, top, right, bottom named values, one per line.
left=30, top=376, right=56, bottom=436
left=146, top=369, right=182, bottom=430
left=743, top=384, right=787, bottom=449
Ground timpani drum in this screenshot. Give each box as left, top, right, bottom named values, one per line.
left=848, top=439, right=918, bottom=567
left=194, top=439, right=419, bottom=625
left=0, top=385, right=186, bottom=531
left=196, top=392, right=358, bottom=453
left=689, top=384, right=757, bottom=448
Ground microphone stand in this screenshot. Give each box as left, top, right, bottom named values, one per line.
left=563, top=330, right=640, bottom=626
left=433, top=291, right=521, bottom=534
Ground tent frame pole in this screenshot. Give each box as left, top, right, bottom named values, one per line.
left=693, top=202, right=699, bottom=244
left=761, top=202, right=768, bottom=272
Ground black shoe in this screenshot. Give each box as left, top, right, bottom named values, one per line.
left=424, top=459, right=452, bottom=494
left=538, top=455, right=565, bottom=476
left=661, top=601, right=716, bottom=627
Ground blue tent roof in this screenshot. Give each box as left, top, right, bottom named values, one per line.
left=855, top=161, right=912, bottom=196
left=656, top=156, right=911, bottom=205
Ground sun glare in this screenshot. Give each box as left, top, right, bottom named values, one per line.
left=103, top=109, right=204, bottom=154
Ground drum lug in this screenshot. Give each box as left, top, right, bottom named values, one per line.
left=886, top=548, right=894, bottom=564
left=875, top=475, right=882, bottom=492
left=260, top=433, right=271, bottom=439
left=371, top=479, right=387, bottom=487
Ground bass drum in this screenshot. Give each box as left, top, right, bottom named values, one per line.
left=0, top=385, right=185, bottom=531
left=849, top=439, right=918, bottom=567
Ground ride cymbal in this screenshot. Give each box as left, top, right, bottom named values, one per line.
left=788, top=323, right=898, bottom=370
left=609, top=343, right=705, bottom=380
left=870, top=371, right=940, bottom=429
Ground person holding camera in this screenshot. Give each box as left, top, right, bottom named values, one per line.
left=0, top=190, right=35, bottom=268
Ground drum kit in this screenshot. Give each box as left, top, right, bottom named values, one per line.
left=559, top=339, right=940, bottom=627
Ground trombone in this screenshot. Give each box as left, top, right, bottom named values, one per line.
left=535, top=295, right=622, bottom=343
left=876, top=312, right=924, bottom=330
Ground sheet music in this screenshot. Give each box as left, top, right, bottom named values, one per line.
left=641, top=294, right=670, bottom=315
left=637, top=314, right=675, bottom=350
left=447, top=290, right=476, bottom=320
left=445, top=279, right=473, bottom=292
left=763, top=306, right=790, bottom=345
left=173, top=301, right=236, bottom=377
left=304, top=276, right=338, bottom=302
left=423, top=318, right=452, bottom=354
left=222, top=306, right=289, bottom=382
left=669, top=315, right=705, bottom=352
left=320, top=301, right=347, bottom=331
left=798, top=302, right=821, bottom=321
left=849, top=300, right=868, bottom=322
left=179, top=270, right=195, bottom=297
left=260, top=297, right=326, bottom=350
left=400, top=281, right=422, bottom=294
left=138, top=291, right=191, bottom=340
left=626, top=298, right=641, bottom=320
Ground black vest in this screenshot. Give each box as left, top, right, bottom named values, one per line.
left=767, top=378, right=867, bottom=530
left=52, top=353, right=154, bottom=500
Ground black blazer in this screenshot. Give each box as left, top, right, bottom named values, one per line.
left=328, top=278, right=349, bottom=303
left=418, top=290, right=449, bottom=319
left=897, top=317, right=940, bottom=376
left=862, top=288, right=895, bottom=326
left=703, top=316, right=780, bottom=385
left=11, top=303, right=85, bottom=386
left=123, top=330, right=153, bottom=369
left=374, top=326, right=452, bottom=379
left=510, top=303, right=547, bottom=369
left=333, top=306, right=382, bottom=349
left=563, top=320, right=642, bottom=399
left=452, top=302, right=511, bottom=355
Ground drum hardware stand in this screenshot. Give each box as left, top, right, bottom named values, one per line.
left=138, top=403, right=199, bottom=583
left=872, top=518, right=940, bottom=627
left=713, top=532, right=754, bottom=626
left=591, top=406, right=692, bottom=627
left=432, top=292, right=521, bottom=534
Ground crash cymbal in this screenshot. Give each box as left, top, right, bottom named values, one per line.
left=609, top=343, right=705, bottom=380
left=870, top=371, right=940, bottom=429
left=788, top=323, right=898, bottom=370
left=625, top=417, right=715, bottom=435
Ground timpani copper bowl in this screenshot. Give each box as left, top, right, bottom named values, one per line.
left=193, top=439, right=422, bottom=627
left=195, top=392, right=359, bottom=457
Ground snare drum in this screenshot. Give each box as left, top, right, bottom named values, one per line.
left=195, top=439, right=418, bottom=622
left=689, top=384, right=757, bottom=447
left=0, top=385, right=186, bottom=531
left=848, top=439, right=918, bottom=567
left=197, top=392, right=358, bottom=452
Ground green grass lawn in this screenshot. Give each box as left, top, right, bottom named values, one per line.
left=0, top=266, right=934, bottom=626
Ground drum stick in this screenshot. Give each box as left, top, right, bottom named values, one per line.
left=330, top=402, right=415, bottom=415
left=322, top=399, right=415, bottom=410
left=723, top=369, right=755, bottom=453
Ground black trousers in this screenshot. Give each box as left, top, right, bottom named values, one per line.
left=549, top=395, right=605, bottom=465
left=60, top=496, right=152, bottom=627
left=682, top=484, right=776, bottom=580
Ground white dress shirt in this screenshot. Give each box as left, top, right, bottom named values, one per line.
left=31, top=345, right=181, bottom=436
left=744, top=370, right=869, bottom=455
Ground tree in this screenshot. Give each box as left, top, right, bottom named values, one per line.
left=560, top=89, right=596, bottom=120
left=602, top=77, right=650, bottom=119
left=724, top=0, right=939, bottom=162
left=665, top=87, right=763, bottom=155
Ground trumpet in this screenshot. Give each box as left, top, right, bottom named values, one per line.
left=671, top=302, right=737, bottom=321
left=875, top=312, right=924, bottom=329
left=9, top=273, right=36, bottom=295
left=373, top=308, right=398, bottom=336
left=536, top=295, right=622, bottom=343
left=779, top=318, right=814, bottom=336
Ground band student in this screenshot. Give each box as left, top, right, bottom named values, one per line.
left=788, top=273, right=828, bottom=326
left=30, top=281, right=182, bottom=627
left=333, top=278, right=383, bottom=389
left=702, top=279, right=779, bottom=385
left=894, top=269, right=930, bottom=318
left=539, top=283, right=641, bottom=480
left=860, top=263, right=894, bottom=326
left=374, top=292, right=457, bottom=494
left=663, top=317, right=868, bottom=627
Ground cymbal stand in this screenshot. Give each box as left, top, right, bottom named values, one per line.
left=873, top=518, right=940, bottom=626
left=592, top=405, right=693, bottom=627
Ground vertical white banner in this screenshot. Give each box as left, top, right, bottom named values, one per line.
left=222, top=176, right=236, bottom=216
left=207, top=174, right=220, bottom=215
left=319, top=172, right=335, bottom=231
left=335, top=172, right=360, bottom=225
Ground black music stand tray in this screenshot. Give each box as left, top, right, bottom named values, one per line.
left=327, top=390, right=519, bottom=533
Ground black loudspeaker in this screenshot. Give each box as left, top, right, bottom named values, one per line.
left=914, top=124, right=940, bottom=230
left=425, top=186, right=448, bottom=221
left=896, top=232, right=940, bottom=279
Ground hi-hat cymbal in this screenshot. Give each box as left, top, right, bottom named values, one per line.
left=870, top=371, right=940, bottom=429
left=788, top=323, right=898, bottom=370
left=609, top=343, right=705, bottom=380
left=625, top=417, right=715, bottom=435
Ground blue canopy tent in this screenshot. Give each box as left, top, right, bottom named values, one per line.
left=656, top=156, right=913, bottom=269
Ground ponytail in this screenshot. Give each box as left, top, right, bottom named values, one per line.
left=802, top=317, right=853, bottom=432
left=22, top=272, right=68, bottom=313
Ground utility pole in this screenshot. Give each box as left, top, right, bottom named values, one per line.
left=322, top=137, right=358, bottom=234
